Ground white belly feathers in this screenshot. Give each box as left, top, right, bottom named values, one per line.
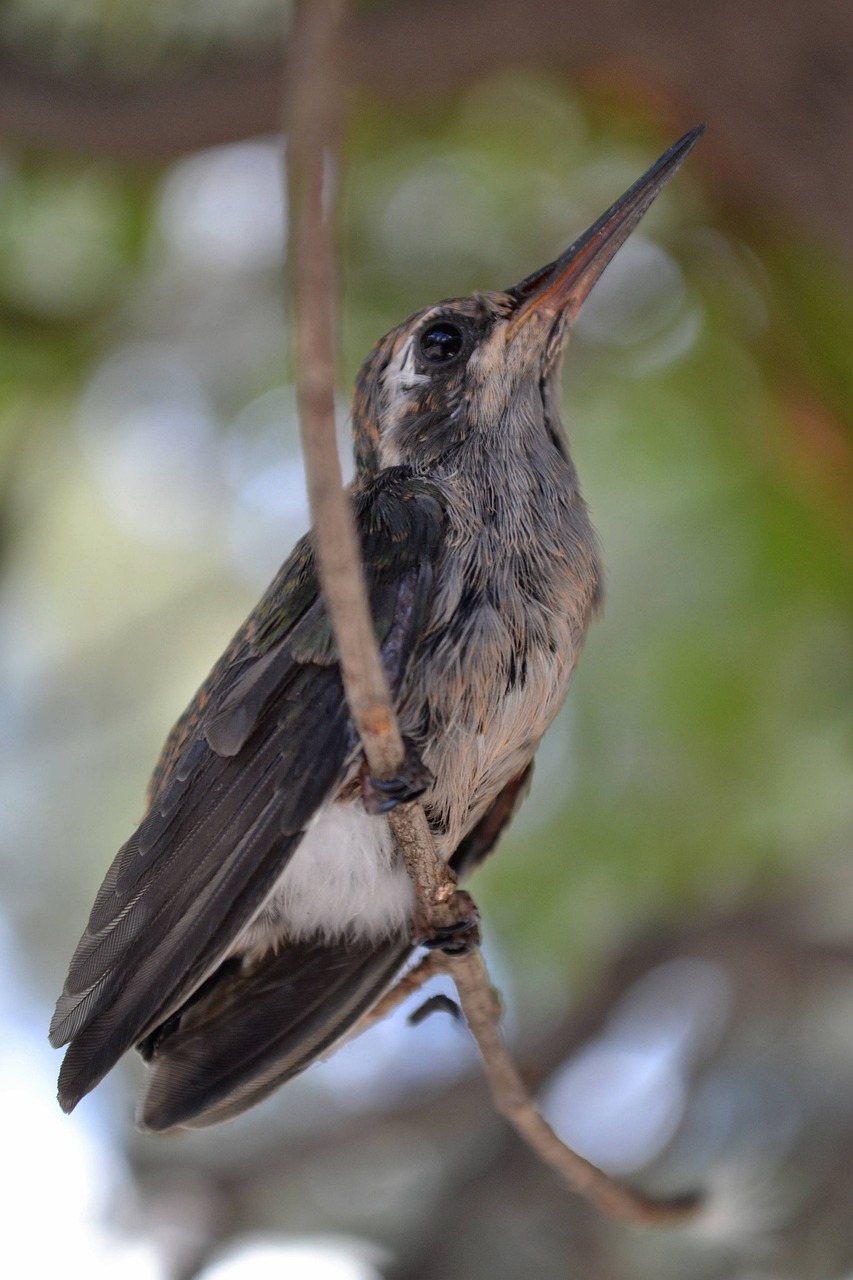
left=237, top=800, right=416, bottom=953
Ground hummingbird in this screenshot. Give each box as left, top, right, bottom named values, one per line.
left=51, top=127, right=703, bottom=1131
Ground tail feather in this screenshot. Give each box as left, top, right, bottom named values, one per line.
left=136, top=935, right=410, bottom=1131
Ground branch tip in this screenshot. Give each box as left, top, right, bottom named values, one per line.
left=285, top=0, right=701, bottom=1228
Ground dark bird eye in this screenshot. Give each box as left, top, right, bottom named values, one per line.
left=419, top=322, right=464, bottom=364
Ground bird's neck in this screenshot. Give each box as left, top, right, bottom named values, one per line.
left=429, top=414, right=583, bottom=545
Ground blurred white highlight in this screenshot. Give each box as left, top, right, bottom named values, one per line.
left=159, top=142, right=285, bottom=273
left=0, top=920, right=164, bottom=1279
left=197, top=1234, right=388, bottom=1280
left=541, top=957, right=732, bottom=1174
left=78, top=343, right=218, bottom=546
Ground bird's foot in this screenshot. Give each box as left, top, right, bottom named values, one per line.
left=415, top=890, right=481, bottom=956
left=360, top=738, right=433, bottom=815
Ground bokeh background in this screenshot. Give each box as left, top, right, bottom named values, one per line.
left=0, top=3, right=851, bottom=1278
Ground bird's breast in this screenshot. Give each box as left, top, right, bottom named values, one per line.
left=400, top=489, right=599, bottom=854
left=409, top=608, right=577, bottom=855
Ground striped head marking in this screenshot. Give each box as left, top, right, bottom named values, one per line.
left=350, top=292, right=521, bottom=478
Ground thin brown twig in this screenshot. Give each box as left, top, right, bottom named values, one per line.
left=451, top=952, right=699, bottom=1225
left=284, top=0, right=459, bottom=929
left=285, top=0, right=698, bottom=1227
left=284, top=0, right=401, bottom=779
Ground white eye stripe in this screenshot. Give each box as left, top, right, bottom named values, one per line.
left=383, top=335, right=430, bottom=398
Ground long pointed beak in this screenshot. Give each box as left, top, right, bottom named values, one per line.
left=506, top=126, right=704, bottom=341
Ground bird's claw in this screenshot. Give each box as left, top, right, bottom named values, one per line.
left=415, top=891, right=481, bottom=956
left=360, top=738, right=433, bottom=815
left=408, top=994, right=463, bottom=1026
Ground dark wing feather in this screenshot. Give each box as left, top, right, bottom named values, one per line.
left=133, top=766, right=533, bottom=1131
left=51, top=469, right=446, bottom=1114
left=137, top=936, right=410, bottom=1131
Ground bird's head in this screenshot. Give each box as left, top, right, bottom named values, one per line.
left=351, top=127, right=702, bottom=478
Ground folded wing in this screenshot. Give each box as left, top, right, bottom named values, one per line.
left=50, top=469, right=446, bottom=1114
